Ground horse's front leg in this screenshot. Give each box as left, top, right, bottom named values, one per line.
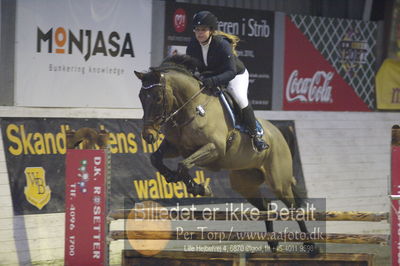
left=150, top=140, right=180, bottom=182
left=177, top=143, right=219, bottom=196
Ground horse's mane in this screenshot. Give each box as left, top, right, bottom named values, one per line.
left=150, top=54, right=199, bottom=77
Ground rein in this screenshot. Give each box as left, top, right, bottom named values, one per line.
left=163, top=83, right=207, bottom=125
left=141, top=73, right=208, bottom=129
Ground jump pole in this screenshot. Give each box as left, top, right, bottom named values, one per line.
left=109, top=230, right=388, bottom=245
left=108, top=209, right=389, bottom=222
left=391, top=125, right=400, bottom=266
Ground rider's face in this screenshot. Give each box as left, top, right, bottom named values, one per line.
left=194, top=26, right=212, bottom=44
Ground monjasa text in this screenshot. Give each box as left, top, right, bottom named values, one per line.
left=37, top=27, right=135, bottom=61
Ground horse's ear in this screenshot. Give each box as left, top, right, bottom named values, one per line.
left=134, top=71, right=144, bottom=80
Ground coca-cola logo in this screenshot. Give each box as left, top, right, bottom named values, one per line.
left=173, top=8, right=187, bottom=33
left=286, top=70, right=334, bottom=103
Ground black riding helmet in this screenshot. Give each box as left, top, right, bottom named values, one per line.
left=192, top=11, right=218, bottom=31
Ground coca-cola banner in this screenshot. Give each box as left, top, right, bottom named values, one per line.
left=164, top=2, right=274, bottom=110
left=283, top=15, right=377, bottom=111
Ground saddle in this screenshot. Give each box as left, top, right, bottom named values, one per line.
left=195, top=71, right=263, bottom=136
left=219, top=88, right=242, bottom=122
left=215, top=87, right=264, bottom=136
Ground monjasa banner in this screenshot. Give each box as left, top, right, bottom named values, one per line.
left=15, top=0, right=151, bottom=108
left=164, top=2, right=274, bottom=110
left=0, top=118, right=304, bottom=215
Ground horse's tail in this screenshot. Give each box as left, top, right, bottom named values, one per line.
left=277, top=124, right=295, bottom=159
left=277, top=124, right=309, bottom=204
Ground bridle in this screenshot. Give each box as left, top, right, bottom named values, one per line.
left=141, top=73, right=207, bottom=130
left=140, top=74, right=167, bottom=128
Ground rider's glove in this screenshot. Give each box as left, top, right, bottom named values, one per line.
left=200, top=77, right=215, bottom=90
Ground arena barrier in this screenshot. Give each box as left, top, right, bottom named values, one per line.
left=121, top=250, right=375, bottom=266
left=108, top=209, right=389, bottom=222
left=63, top=127, right=399, bottom=266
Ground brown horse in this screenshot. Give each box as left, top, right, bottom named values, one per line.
left=134, top=55, right=317, bottom=254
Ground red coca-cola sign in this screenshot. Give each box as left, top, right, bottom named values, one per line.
left=64, top=149, right=108, bottom=266
left=286, top=70, right=333, bottom=103
left=283, top=16, right=370, bottom=111
left=173, top=8, right=187, bottom=33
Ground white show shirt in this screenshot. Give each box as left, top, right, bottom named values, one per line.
left=200, top=37, right=212, bottom=66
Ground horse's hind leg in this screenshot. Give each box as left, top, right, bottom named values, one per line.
left=266, top=158, right=319, bottom=255
left=278, top=190, right=319, bottom=255
left=229, top=169, right=279, bottom=252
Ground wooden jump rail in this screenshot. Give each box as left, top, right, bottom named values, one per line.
left=109, top=230, right=389, bottom=245
left=64, top=126, right=400, bottom=265
left=108, top=209, right=389, bottom=222
left=107, top=209, right=390, bottom=245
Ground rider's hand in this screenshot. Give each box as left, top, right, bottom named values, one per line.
left=200, top=77, right=215, bottom=89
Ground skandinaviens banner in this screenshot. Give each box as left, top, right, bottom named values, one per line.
left=1, top=118, right=304, bottom=215
left=164, top=2, right=274, bottom=110
left=284, top=15, right=377, bottom=111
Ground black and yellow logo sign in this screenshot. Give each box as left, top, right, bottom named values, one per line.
left=24, top=167, right=51, bottom=210
left=339, top=29, right=369, bottom=75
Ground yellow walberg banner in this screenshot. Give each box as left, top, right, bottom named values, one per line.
left=376, top=59, right=400, bottom=110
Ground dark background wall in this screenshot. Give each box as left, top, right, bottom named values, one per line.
left=177, top=0, right=387, bottom=20
left=1, top=0, right=396, bottom=107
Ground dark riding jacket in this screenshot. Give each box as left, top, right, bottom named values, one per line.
left=186, top=35, right=245, bottom=87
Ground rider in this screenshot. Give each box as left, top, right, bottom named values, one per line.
left=186, top=10, right=269, bottom=151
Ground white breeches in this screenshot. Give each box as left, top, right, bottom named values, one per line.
left=226, top=69, right=249, bottom=109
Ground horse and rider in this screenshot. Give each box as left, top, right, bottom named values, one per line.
left=134, top=11, right=317, bottom=254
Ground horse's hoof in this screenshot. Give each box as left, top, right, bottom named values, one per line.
left=187, top=184, right=205, bottom=196
left=303, top=242, right=319, bottom=256
left=165, top=171, right=179, bottom=182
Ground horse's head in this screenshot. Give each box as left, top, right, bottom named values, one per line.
left=135, top=55, right=200, bottom=144
left=134, top=69, right=172, bottom=144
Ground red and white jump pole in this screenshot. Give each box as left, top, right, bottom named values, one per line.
left=391, top=125, right=400, bottom=266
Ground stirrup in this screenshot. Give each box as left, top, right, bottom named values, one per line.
left=252, top=135, right=269, bottom=152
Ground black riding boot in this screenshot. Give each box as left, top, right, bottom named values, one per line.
left=242, top=105, right=269, bottom=151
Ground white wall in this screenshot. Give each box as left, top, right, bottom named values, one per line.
left=0, top=107, right=398, bottom=265
left=258, top=110, right=397, bottom=235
